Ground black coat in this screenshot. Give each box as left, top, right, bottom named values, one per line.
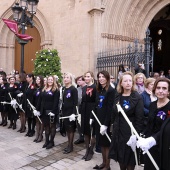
left=62, top=86, right=78, bottom=129
left=160, top=117, right=170, bottom=170
left=94, top=85, right=115, bottom=147
left=36, top=89, right=60, bottom=124
left=6, top=84, right=18, bottom=120
left=0, top=83, right=8, bottom=112
left=23, top=83, right=36, bottom=118
left=80, top=84, right=96, bottom=135
left=109, top=91, right=144, bottom=166
left=143, top=101, right=170, bottom=170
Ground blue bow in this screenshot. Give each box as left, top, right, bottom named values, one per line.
left=157, top=111, right=166, bottom=120
left=98, top=95, right=105, bottom=108
left=66, top=90, right=71, bottom=98
left=123, top=100, right=130, bottom=109
left=36, top=90, right=40, bottom=96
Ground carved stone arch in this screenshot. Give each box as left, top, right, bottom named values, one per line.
left=0, top=6, right=52, bottom=72
left=33, top=9, right=52, bottom=48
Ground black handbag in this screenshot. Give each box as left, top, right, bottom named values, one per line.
left=45, top=110, right=52, bottom=115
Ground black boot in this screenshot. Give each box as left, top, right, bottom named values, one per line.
left=82, top=147, right=90, bottom=159
left=85, top=146, right=94, bottom=161
left=46, top=141, right=54, bottom=149
left=63, top=145, right=73, bottom=154
left=42, top=134, right=49, bottom=148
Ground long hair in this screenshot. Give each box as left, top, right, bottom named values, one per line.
left=63, top=72, right=76, bottom=87
left=42, top=75, right=58, bottom=92
left=117, top=71, right=136, bottom=93
left=19, top=73, right=26, bottom=82
left=36, top=75, right=44, bottom=88
left=96, top=70, right=110, bottom=92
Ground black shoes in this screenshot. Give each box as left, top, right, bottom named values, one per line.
left=42, top=141, right=49, bottom=148
left=0, top=121, right=4, bottom=126
left=74, top=139, right=84, bottom=144
left=46, top=141, right=54, bottom=149
left=93, top=164, right=105, bottom=169
left=82, top=147, right=90, bottom=160
left=3, top=122, right=7, bottom=126
left=36, top=135, right=43, bottom=143
left=85, top=146, right=94, bottom=161
left=63, top=146, right=73, bottom=154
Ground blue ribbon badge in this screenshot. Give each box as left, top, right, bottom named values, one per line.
left=123, top=100, right=130, bottom=109
left=98, top=95, right=105, bottom=108
left=157, top=111, right=166, bottom=120
left=36, top=90, right=40, bottom=96
left=66, top=90, right=71, bottom=98
left=47, top=91, right=53, bottom=96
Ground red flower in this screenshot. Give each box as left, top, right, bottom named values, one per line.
left=31, top=85, right=34, bottom=89
left=167, top=111, right=170, bottom=118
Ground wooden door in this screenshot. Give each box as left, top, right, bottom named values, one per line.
left=15, top=27, right=41, bottom=74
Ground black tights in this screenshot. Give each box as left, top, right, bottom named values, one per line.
left=35, top=117, right=44, bottom=140
left=66, top=130, right=75, bottom=149
left=44, top=123, right=56, bottom=143
left=27, top=117, right=36, bottom=133
left=84, top=135, right=95, bottom=149
left=19, top=112, right=26, bottom=131
left=100, top=147, right=110, bottom=169
left=119, top=163, right=135, bottom=170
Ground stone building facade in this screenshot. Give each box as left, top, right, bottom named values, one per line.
left=0, top=0, right=169, bottom=76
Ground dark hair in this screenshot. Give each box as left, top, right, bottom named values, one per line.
left=118, top=64, right=126, bottom=72
left=9, top=76, right=16, bottom=81
left=75, top=75, right=85, bottom=83
left=26, top=73, right=35, bottom=84
left=36, top=75, right=44, bottom=88
left=152, top=78, right=170, bottom=95
left=19, top=73, right=26, bottom=82
left=96, top=70, right=110, bottom=92
left=0, top=76, right=7, bottom=84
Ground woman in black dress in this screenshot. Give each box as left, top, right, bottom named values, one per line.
left=24, top=74, right=36, bottom=137
left=62, top=72, right=78, bottom=154
left=16, top=73, right=27, bottom=133
left=33, top=75, right=44, bottom=143
left=6, top=76, right=18, bottom=129
left=0, top=76, right=8, bottom=126
left=137, top=78, right=170, bottom=170
left=81, top=71, right=96, bottom=161
left=93, top=70, right=115, bottom=170
left=36, top=75, right=60, bottom=149
left=109, top=71, right=143, bottom=170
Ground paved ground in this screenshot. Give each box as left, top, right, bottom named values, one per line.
left=0, top=122, right=143, bottom=170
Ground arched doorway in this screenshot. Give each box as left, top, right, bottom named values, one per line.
left=149, top=4, right=170, bottom=75
left=15, top=26, right=41, bottom=73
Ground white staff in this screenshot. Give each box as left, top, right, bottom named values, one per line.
left=76, top=106, right=81, bottom=126
left=59, top=114, right=78, bottom=121
left=8, top=93, right=25, bottom=113
left=91, top=110, right=111, bottom=143
left=0, top=101, right=11, bottom=105
left=116, top=103, right=159, bottom=170
left=8, top=93, right=17, bottom=114
left=27, top=99, right=42, bottom=124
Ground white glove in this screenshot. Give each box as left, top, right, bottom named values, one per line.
left=48, top=112, right=55, bottom=116
left=127, top=135, right=137, bottom=152
left=100, top=125, right=107, bottom=135
left=11, top=99, right=17, bottom=106
left=137, top=137, right=156, bottom=154
left=69, top=114, right=76, bottom=122
left=17, top=93, right=23, bottom=97
left=89, top=119, right=93, bottom=125
left=33, top=110, right=40, bottom=116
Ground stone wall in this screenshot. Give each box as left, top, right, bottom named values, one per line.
left=0, top=0, right=169, bottom=77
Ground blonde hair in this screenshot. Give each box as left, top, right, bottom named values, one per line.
left=134, top=73, right=146, bottom=84
left=144, top=78, right=155, bottom=88
left=63, top=72, right=76, bottom=87
left=42, top=75, right=58, bottom=92
left=84, top=71, right=94, bottom=84
left=117, top=71, right=136, bottom=93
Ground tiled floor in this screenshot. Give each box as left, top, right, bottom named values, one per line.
left=0, top=122, right=143, bottom=170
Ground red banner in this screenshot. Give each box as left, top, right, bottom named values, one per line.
left=2, top=19, right=33, bottom=41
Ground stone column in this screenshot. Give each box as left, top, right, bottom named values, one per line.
left=88, top=0, right=104, bottom=76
